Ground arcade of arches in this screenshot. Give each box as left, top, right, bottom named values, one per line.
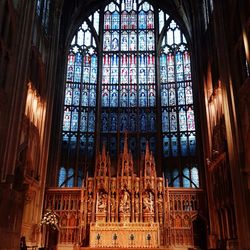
left=0, top=0, right=250, bottom=250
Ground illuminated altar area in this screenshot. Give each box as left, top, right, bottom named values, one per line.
left=45, top=135, right=203, bottom=250
left=89, top=222, right=159, bottom=248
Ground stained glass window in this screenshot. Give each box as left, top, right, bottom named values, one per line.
left=100, top=0, right=157, bottom=167
left=59, top=0, right=199, bottom=188
left=60, top=15, right=99, bottom=187
left=160, top=17, right=198, bottom=187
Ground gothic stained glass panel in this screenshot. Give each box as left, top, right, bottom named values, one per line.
left=58, top=167, right=66, bottom=187
left=65, top=86, right=72, bottom=105
left=183, top=168, right=190, bottom=188
left=72, top=86, right=80, bottom=106
left=180, top=134, right=188, bottom=156
left=191, top=166, right=199, bottom=187
left=129, top=11, right=137, bottom=29
left=60, top=1, right=199, bottom=188
left=112, top=11, right=120, bottom=29
left=104, top=11, right=111, bottom=29
left=74, top=53, right=82, bottom=82
left=179, top=108, right=187, bottom=131
left=160, top=14, right=198, bottom=188
left=175, top=51, right=183, bottom=81
left=187, top=107, right=195, bottom=131
left=139, top=31, right=146, bottom=51
left=67, top=168, right=74, bottom=187
left=138, top=11, right=147, bottom=29
left=60, top=17, right=98, bottom=187
left=67, top=54, right=75, bottom=81
left=129, top=31, right=137, bottom=51
left=63, top=110, right=71, bottom=131
left=163, top=135, right=170, bottom=157
left=121, top=32, right=129, bottom=50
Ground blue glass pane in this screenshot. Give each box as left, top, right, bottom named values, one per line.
left=63, top=110, right=71, bottom=131
left=171, top=135, right=178, bottom=156
left=83, top=66, right=90, bottom=82
left=110, top=113, right=117, bottom=132
left=88, top=110, right=95, bottom=132
left=129, top=31, right=137, bottom=51
left=149, top=111, right=156, bottom=131
left=185, top=85, right=193, bottom=104
left=67, top=54, right=75, bottom=82
left=163, top=135, right=170, bottom=157
left=175, top=51, right=183, bottom=81
left=129, top=113, right=137, bottom=131
left=139, top=31, right=146, bottom=51
left=65, top=86, right=72, bottom=105
left=183, top=168, right=190, bottom=188
left=187, top=107, right=195, bottom=130
left=101, top=112, right=108, bottom=132
left=58, top=167, right=66, bottom=187
left=88, top=135, right=94, bottom=156
left=67, top=168, right=74, bottom=187
left=121, top=67, right=128, bottom=84
left=170, top=111, right=177, bottom=132
left=177, top=84, right=185, bottom=105
left=179, top=108, right=187, bottom=131
left=161, top=85, right=168, bottom=106
left=74, top=53, right=82, bottom=82
left=80, top=111, right=87, bottom=132
left=173, top=169, right=180, bottom=187
left=103, top=31, right=111, bottom=51
left=81, top=86, right=88, bottom=106
left=110, top=86, right=118, bottom=107
left=147, top=31, right=154, bottom=50
left=184, top=51, right=191, bottom=80
left=169, top=86, right=176, bottom=106
left=71, top=111, right=78, bottom=131
left=102, top=86, right=109, bottom=106
left=189, top=134, right=196, bottom=155
left=129, top=86, right=137, bottom=107
left=139, top=86, right=147, bottom=106
left=140, top=111, right=147, bottom=131
left=111, top=32, right=119, bottom=51
left=167, top=54, right=175, bottom=82
left=162, top=110, right=169, bottom=132
left=80, top=135, right=87, bottom=152
left=112, top=11, right=119, bottom=29
left=191, top=167, right=199, bottom=187
left=180, top=134, right=188, bottom=156
left=139, top=67, right=146, bottom=84
left=139, top=11, right=146, bottom=29
left=149, top=85, right=155, bottom=106
left=89, top=85, right=96, bottom=106
left=121, top=32, right=129, bottom=50
left=120, top=113, right=128, bottom=132
left=72, top=86, right=80, bottom=105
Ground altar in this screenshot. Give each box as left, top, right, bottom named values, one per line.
left=89, top=222, right=159, bottom=248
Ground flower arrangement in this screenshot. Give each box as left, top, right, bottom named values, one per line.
left=41, top=209, right=59, bottom=230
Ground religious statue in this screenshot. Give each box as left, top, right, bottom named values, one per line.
left=97, top=192, right=107, bottom=212
left=119, top=190, right=130, bottom=213
left=143, top=192, right=154, bottom=213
